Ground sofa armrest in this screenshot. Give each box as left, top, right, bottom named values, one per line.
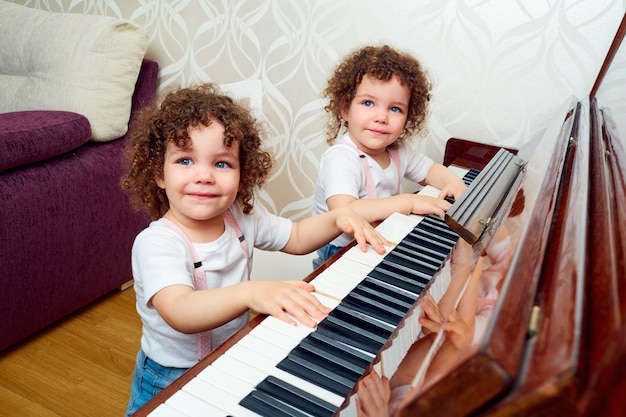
left=130, top=59, right=159, bottom=120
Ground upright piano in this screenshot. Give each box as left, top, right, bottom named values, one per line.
left=133, top=14, right=626, bottom=417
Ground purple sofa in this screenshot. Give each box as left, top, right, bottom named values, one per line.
left=0, top=59, right=158, bottom=352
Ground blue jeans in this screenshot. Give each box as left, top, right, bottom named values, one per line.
left=312, top=243, right=343, bottom=269
left=125, top=349, right=188, bottom=416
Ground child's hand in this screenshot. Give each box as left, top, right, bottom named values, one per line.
left=443, top=308, right=474, bottom=351
left=356, top=370, right=390, bottom=417
left=334, top=207, right=388, bottom=255
left=418, top=290, right=445, bottom=335
left=247, top=280, right=330, bottom=328
left=409, top=195, right=451, bottom=218
left=437, top=180, right=467, bottom=202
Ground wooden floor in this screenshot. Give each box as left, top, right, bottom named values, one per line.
left=0, top=287, right=140, bottom=417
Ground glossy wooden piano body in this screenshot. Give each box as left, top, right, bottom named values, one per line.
left=400, top=14, right=626, bottom=417
left=133, top=15, right=626, bottom=417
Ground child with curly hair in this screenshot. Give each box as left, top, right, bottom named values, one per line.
left=312, top=45, right=467, bottom=268
left=121, top=83, right=388, bottom=415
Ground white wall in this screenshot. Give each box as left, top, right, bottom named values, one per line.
left=11, top=0, right=625, bottom=280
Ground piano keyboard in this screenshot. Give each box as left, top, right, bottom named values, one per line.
left=146, top=168, right=478, bottom=417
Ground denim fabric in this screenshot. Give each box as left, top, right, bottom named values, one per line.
left=125, top=349, right=188, bottom=416
left=312, top=243, right=343, bottom=269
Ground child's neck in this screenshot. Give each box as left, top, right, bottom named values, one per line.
left=346, top=134, right=392, bottom=168
left=162, top=211, right=226, bottom=243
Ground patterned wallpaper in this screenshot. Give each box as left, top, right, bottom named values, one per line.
left=10, top=0, right=626, bottom=219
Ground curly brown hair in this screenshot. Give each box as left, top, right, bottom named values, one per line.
left=120, top=83, right=273, bottom=220
left=323, top=44, right=432, bottom=146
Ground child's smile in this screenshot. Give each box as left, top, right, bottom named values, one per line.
left=342, top=75, right=410, bottom=163
left=157, top=120, right=241, bottom=239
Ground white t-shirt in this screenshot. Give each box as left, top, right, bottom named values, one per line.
left=313, top=133, right=434, bottom=247
left=132, top=203, right=292, bottom=368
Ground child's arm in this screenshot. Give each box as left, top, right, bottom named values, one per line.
left=327, top=193, right=452, bottom=223
left=422, top=163, right=467, bottom=201
left=151, top=278, right=330, bottom=331
left=281, top=206, right=388, bottom=255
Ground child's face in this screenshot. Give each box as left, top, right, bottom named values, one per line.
left=157, top=120, right=240, bottom=226
left=341, top=74, right=409, bottom=156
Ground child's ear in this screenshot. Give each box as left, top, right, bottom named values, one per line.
left=341, top=106, right=349, bottom=121
left=155, top=175, right=165, bottom=189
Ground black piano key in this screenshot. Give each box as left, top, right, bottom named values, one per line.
left=418, top=217, right=458, bottom=243
left=331, top=305, right=396, bottom=336
left=240, top=389, right=311, bottom=417
left=253, top=376, right=337, bottom=417
left=360, top=276, right=418, bottom=306
left=383, top=251, right=438, bottom=278
left=392, top=243, right=445, bottom=271
left=398, top=237, right=448, bottom=264
left=377, top=257, right=432, bottom=287
left=303, top=331, right=373, bottom=370
left=367, top=265, right=427, bottom=295
left=289, top=341, right=364, bottom=382
left=277, top=352, right=355, bottom=397
left=403, top=229, right=454, bottom=256
left=342, top=291, right=405, bottom=326
left=316, top=314, right=388, bottom=354
left=464, top=168, right=480, bottom=184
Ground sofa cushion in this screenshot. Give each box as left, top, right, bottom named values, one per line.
left=0, top=2, right=149, bottom=142
left=0, top=111, right=91, bottom=172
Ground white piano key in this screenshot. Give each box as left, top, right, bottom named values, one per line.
left=317, top=259, right=372, bottom=287
left=211, top=354, right=267, bottom=385
left=448, top=165, right=469, bottom=178
left=237, top=333, right=292, bottom=362
left=328, top=257, right=375, bottom=275
left=310, top=277, right=350, bottom=300
left=313, top=291, right=340, bottom=310
left=211, top=352, right=339, bottom=412
left=180, top=377, right=262, bottom=417
left=165, top=388, right=235, bottom=417
left=341, top=244, right=389, bottom=268
left=311, top=267, right=363, bottom=298
left=249, top=323, right=303, bottom=351
left=375, top=212, right=423, bottom=243
left=147, top=403, right=189, bottom=417
left=197, top=365, right=255, bottom=393
left=261, top=315, right=315, bottom=341
left=419, top=185, right=443, bottom=198
left=225, top=341, right=345, bottom=407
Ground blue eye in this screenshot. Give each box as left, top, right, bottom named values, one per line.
left=178, top=158, right=193, bottom=166
left=215, top=161, right=231, bottom=169
left=391, top=106, right=402, bottom=113
left=362, top=100, right=374, bottom=107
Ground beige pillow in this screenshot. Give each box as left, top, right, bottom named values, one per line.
left=0, top=2, right=149, bottom=142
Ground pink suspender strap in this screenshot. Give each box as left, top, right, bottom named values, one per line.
left=389, top=148, right=401, bottom=191
left=158, top=217, right=211, bottom=360
left=158, top=208, right=249, bottom=360
left=343, top=143, right=402, bottom=199
left=358, top=154, right=379, bottom=199
left=224, top=209, right=251, bottom=280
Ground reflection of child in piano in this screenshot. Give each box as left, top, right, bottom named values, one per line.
left=355, top=230, right=515, bottom=417
left=120, top=84, right=388, bottom=416
left=312, top=44, right=467, bottom=268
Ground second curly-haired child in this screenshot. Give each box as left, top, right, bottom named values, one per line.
left=312, top=44, right=467, bottom=268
